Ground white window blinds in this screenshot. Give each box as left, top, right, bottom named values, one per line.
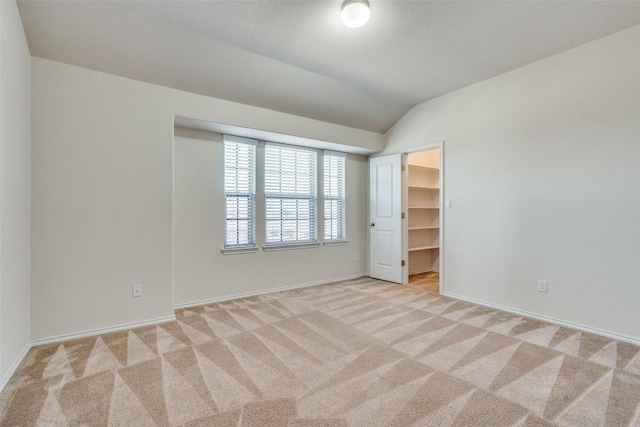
left=324, top=151, right=346, bottom=241
left=265, top=143, right=317, bottom=245
left=224, top=135, right=256, bottom=248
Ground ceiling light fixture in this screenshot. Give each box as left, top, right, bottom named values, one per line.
left=341, top=0, right=370, bottom=28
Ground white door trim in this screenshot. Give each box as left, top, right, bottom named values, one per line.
left=403, top=141, right=445, bottom=293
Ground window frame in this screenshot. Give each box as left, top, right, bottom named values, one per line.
left=323, top=150, right=347, bottom=244
left=222, top=135, right=258, bottom=254
left=220, top=135, right=351, bottom=254
left=263, top=142, right=318, bottom=248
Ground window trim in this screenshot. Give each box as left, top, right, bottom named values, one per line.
left=323, top=150, right=347, bottom=243
left=262, top=242, right=321, bottom=252
left=223, top=135, right=257, bottom=250
left=221, top=136, right=351, bottom=254
left=221, top=246, right=259, bottom=255
left=264, top=142, right=318, bottom=247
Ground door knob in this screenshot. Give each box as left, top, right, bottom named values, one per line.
left=370, top=223, right=375, bottom=227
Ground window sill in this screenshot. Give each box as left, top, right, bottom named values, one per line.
left=221, top=246, right=259, bottom=255
left=262, top=242, right=320, bottom=252
left=323, top=240, right=349, bottom=247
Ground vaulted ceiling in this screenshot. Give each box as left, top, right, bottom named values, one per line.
left=17, top=1, right=640, bottom=133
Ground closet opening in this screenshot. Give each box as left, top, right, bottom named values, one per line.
left=404, top=145, right=442, bottom=294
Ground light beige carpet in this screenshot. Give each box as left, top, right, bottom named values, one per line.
left=1, top=277, right=639, bottom=426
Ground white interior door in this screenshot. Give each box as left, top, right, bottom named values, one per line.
left=369, top=154, right=404, bottom=283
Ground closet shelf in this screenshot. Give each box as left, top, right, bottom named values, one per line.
left=408, top=185, right=439, bottom=190
left=407, top=151, right=441, bottom=277
left=408, top=164, right=439, bottom=173
left=409, top=245, right=439, bottom=252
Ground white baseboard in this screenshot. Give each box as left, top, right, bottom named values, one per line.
left=31, top=273, right=365, bottom=347
left=443, top=291, right=640, bottom=346
left=31, top=315, right=176, bottom=347
left=174, top=273, right=366, bottom=309
left=2, top=315, right=176, bottom=392
left=0, top=342, right=31, bottom=393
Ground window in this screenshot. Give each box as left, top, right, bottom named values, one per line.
left=221, top=135, right=348, bottom=252
left=324, top=151, right=346, bottom=241
left=224, top=135, right=256, bottom=248
left=265, top=143, right=317, bottom=245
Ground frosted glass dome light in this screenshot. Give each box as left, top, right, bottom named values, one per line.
left=341, top=0, right=370, bottom=28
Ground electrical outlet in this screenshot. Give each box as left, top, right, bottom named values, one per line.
left=537, top=280, right=548, bottom=293
left=445, top=199, right=452, bottom=209
left=132, top=284, right=143, bottom=297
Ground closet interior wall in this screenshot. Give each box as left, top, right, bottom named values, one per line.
left=407, top=149, right=440, bottom=275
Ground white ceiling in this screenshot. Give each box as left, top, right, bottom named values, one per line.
left=17, top=1, right=640, bottom=133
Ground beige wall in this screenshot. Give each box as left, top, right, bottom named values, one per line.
left=173, top=128, right=367, bottom=306
left=384, top=26, right=640, bottom=341
left=31, top=58, right=380, bottom=341
left=0, top=0, right=31, bottom=383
